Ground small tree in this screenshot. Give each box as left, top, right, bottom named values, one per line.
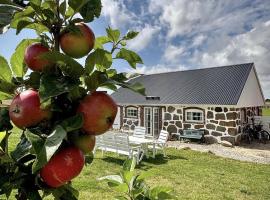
left=0, top=0, right=145, bottom=199
left=99, top=158, right=177, bottom=200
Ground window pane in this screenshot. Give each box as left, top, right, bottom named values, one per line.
left=127, top=108, right=138, bottom=117
left=185, top=110, right=203, bottom=122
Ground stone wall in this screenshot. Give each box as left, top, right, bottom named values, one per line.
left=119, top=104, right=261, bottom=144
left=162, top=106, right=241, bottom=142
left=121, top=105, right=141, bottom=131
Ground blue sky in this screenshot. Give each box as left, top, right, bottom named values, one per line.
left=1, top=0, right=270, bottom=98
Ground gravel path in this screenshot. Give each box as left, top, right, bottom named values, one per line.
left=167, top=141, right=270, bottom=164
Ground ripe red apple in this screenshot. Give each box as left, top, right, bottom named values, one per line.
left=77, top=91, right=117, bottom=135
left=9, top=90, right=50, bottom=128
left=24, top=43, right=52, bottom=71
left=74, top=134, right=96, bottom=154
left=60, top=23, right=95, bottom=58
left=40, top=147, right=85, bottom=188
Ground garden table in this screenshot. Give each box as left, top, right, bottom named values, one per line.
left=128, top=136, right=154, bottom=158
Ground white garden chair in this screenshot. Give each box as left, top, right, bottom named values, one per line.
left=133, top=126, right=146, bottom=138
left=149, top=130, right=169, bottom=158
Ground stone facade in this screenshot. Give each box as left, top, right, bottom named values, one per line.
left=121, top=105, right=141, bottom=131
left=162, top=106, right=241, bottom=140
left=118, top=104, right=262, bottom=144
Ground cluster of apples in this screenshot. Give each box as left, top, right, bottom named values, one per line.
left=8, top=23, right=118, bottom=188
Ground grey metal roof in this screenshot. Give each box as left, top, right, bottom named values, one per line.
left=111, top=63, right=254, bottom=105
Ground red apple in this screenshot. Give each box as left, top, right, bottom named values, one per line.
left=24, top=43, right=52, bottom=71
left=60, top=23, right=95, bottom=58
left=77, top=91, right=117, bottom=135
left=9, top=90, right=50, bottom=128
left=40, top=147, right=85, bottom=188
left=74, top=134, right=96, bottom=154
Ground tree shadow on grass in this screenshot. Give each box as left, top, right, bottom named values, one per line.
left=97, top=152, right=188, bottom=170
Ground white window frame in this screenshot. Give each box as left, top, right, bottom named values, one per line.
left=126, top=107, right=138, bottom=118
left=185, top=109, right=204, bottom=123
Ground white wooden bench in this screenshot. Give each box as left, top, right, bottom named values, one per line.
left=94, top=133, right=144, bottom=164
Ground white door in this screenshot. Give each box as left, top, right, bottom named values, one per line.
left=144, top=107, right=160, bottom=136
left=113, top=106, right=121, bottom=129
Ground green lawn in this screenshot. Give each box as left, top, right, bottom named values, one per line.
left=262, top=108, right=270, bottom=116
left=4, top=131, right=270, bottom=200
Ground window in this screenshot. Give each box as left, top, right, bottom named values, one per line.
left=126, top=107, right=138, bottom=118
left=185, top=108, right=204, bottom=123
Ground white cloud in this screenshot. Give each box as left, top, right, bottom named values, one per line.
left=192, top=35, right=206, bottom=47
left=101, top=0, right=135, bottom=28
left=127, top=25, right=161, bottom=51
left=147, top=0, right=270, bottom=97
left=190, top=22, right=270, bottom=97
left=149, top=0, right=270, bottom=39
left=134, top=64, right=188, bottom=75
left=163, top=45, right=185, bottom=62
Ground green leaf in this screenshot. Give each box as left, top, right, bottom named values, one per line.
left=59, top=1, right=66, bottom=16
left=10, top=135, right=32, bottom=162
left=25, top=130, right=44, bottom=154
left=84, top=71, right=108, bottom=91
left=114, top=196, right=128, bottom=200
left=41, top=51, right=84, bottom=78
left=31, top=125, right=67, bottom=173
left=0, top=6, right=14, bottom=34
left=68, top=0, right=88, bottom=12
left=80, top=0, right=102, bottom=23
left=10, top=39, right=39, bottom=77
left=106, top=69, right=117, bottom=77
left=52, top=184, right=79, bottom=200
left=0, top=132, right=6, bottom=144
left=106, top=27, right=120, bottom=42
left=30, top=0, right=41, bottom=6
left=0, top=79, right=16, bottom=95
left=149, top=186, right=177, bottom=200
left=65, top=6, right=74, bottom=18
left=123, top=157, right=136, bottom=172
left=26, top=190, right=42, bottom=200
left=16, top=20, right=32, bottom=34
left=0, top=56, right=12, bottom=82
left=117, top=82, right=146, bottom=96
left=0, top=108, right=13, bottom=132
left=114, top=183, right=129, bottom=193
left=0, top=92, right=12, bottom=101
left=41, top=0, right=57, bottom=12
left=98, top=175, right=123, bottom=184
left=120, top=41, right=126, bottom=46
left=94, top=36, right=111, bottom=49
left=115, top=48, right=143, bottom=69
left=24, top=71, right=41, bottom=89
left=60, top=114, right=83, bottom=132
left=85, top=49, right=112, bottom=73
left=100, top=83, right=117, bottom=91
left=124, top=31, right=139, bottom=40
left=110, top=73, right=128, bottom=82
left=39, top=74, right=79, bottom=103
left=10, top=6, right=35, bottom=28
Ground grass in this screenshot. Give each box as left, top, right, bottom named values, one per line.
left=262, top=108, right=270, bottom=116
left=4, top=130, right=270, bottom=200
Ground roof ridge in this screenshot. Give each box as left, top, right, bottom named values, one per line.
left=141, top=62, right=254, bottom=76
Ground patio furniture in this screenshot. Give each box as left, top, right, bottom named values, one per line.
left=148, top=130, right=169, bottom=158
left=133, top=126, right=146, bottom=138
left=129, top=136, right=154, bottom=158
left=94, top=132, right=144, bottom=164
left=180, top=129, right=205, bottom=142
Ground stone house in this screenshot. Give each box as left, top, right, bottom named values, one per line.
left=111, top=63, right=265, bottom=143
